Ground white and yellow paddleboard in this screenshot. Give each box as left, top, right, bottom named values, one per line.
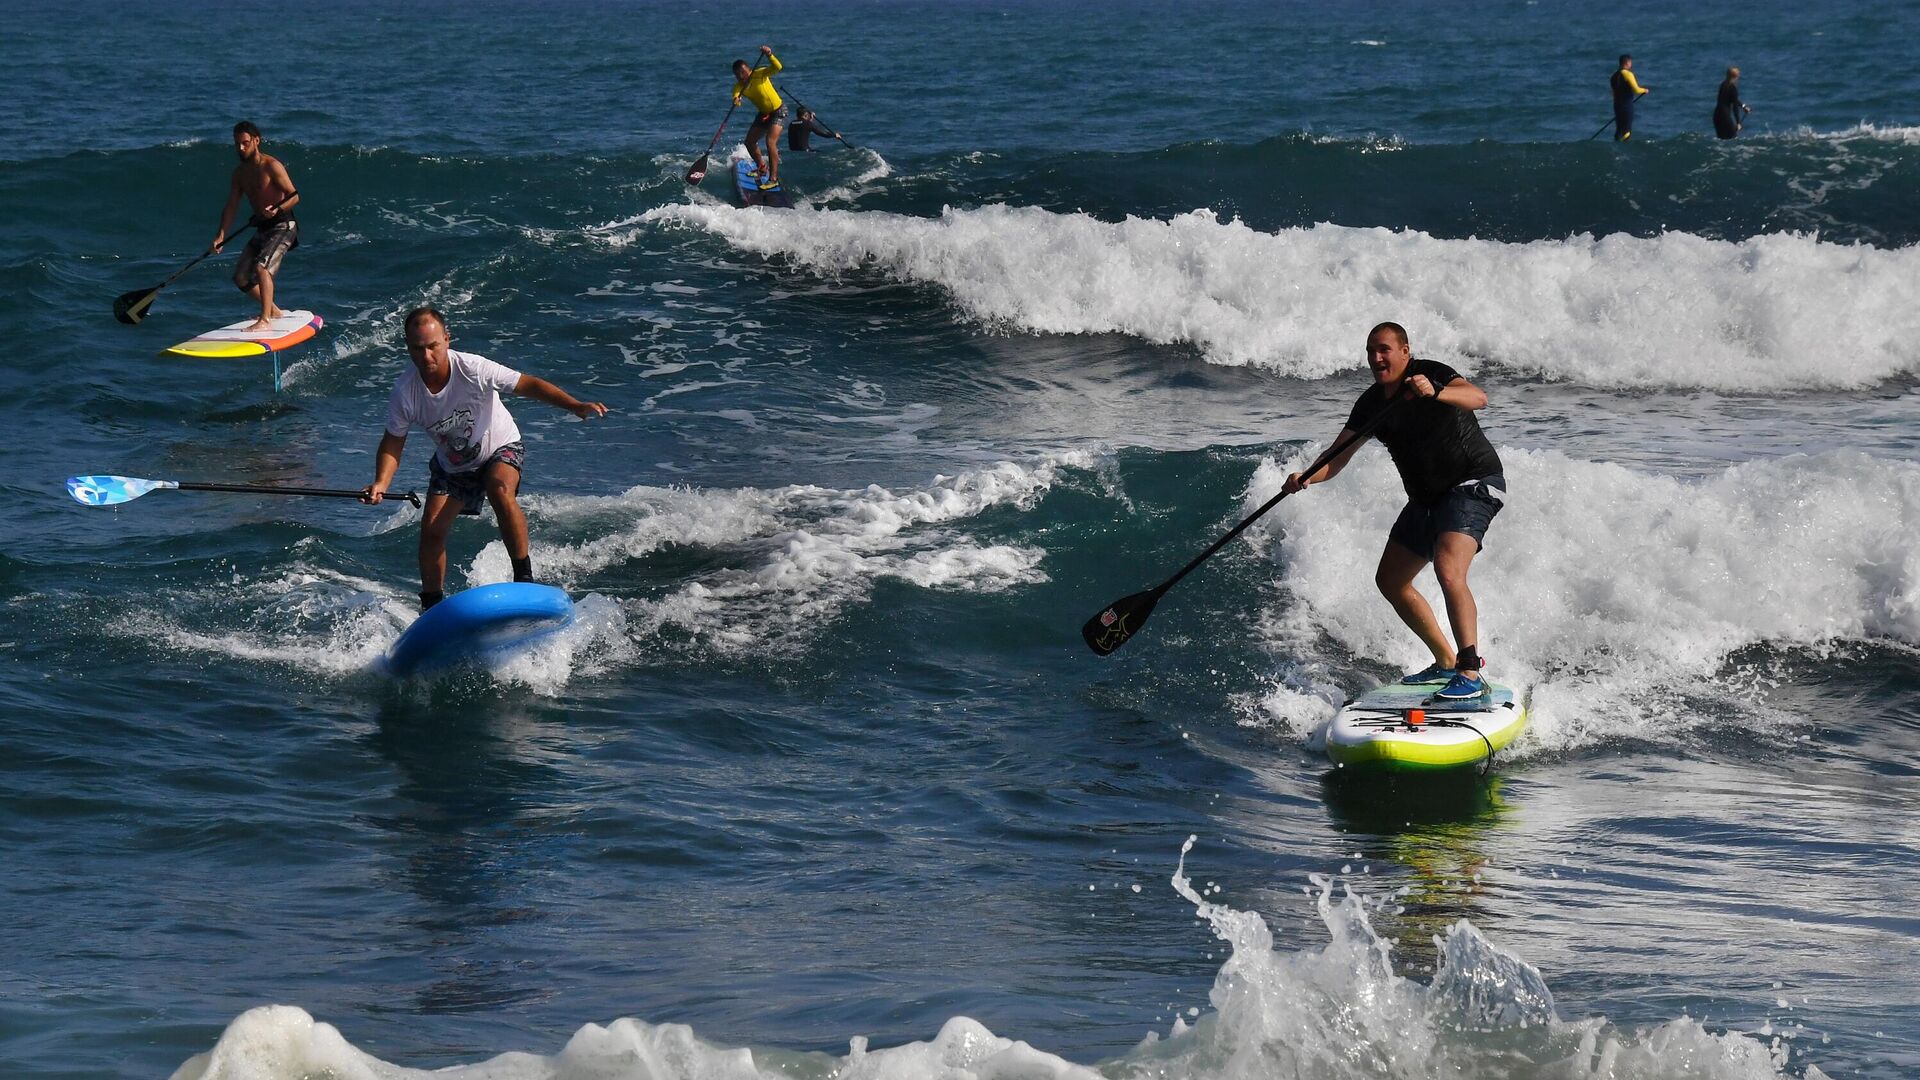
left=163, top=310, right=323, bottom=359
left=1324, top=678, right=1528, bottom=772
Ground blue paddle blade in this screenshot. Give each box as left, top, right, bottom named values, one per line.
left=65, top=475, right=175, bottom=506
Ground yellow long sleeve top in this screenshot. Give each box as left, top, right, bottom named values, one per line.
left=733, top=54, right=784, bottom=114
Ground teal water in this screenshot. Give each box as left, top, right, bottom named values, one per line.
left=3, top=2, right=1918, bottom=1078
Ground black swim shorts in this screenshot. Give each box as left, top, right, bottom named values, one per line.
left=1387, top=475, right=1506, bottom=560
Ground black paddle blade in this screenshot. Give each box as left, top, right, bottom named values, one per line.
left=113, top=288, right=158, bottom=325
left=685, top=154, right=710, bottom=185
left=1081, top=587, right=1163, bottom=656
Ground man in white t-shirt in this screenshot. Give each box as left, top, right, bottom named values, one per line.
left=361, top=307, right=608, bottom=609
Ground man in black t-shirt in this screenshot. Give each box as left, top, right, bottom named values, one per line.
left=1282, top=322, right=1507, bottom=701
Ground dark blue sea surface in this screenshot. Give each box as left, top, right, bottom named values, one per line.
left=3, top=1, right=1917, bottom=1078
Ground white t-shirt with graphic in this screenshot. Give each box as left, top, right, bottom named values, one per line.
left=385, top=350, right=524, bottom=473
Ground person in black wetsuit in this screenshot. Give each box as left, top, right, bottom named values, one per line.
left=1714, top=67, right=1750, bottom=139
left=1281, top=322, right=1507, bottom=701
left=1611, top=54, right=1650, bottom=141
left=788, top=107, right=845, bottom=152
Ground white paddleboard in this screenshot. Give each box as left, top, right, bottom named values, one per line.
left=1324, top=678, right=1528, bottom=772
left=164, top=310, right=323, bottom=359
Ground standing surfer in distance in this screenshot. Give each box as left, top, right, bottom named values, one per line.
left=732, top=46, right=785, bottom=186
left=1610, top=54, right=1650, bottom=141
left=1280, top=322, right=1507, bottom=702
left=212, top=121, right=300, bottom=330
left=789, top=106, right=844, bottom=152
left=361, top=307, right=608, bottom=611
left=1714, top=67, right=1751, bottom=139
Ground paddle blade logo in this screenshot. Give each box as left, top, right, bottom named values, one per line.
left=1082, top=607, right=1133, bottom=656
left=66, top=476, right=126, bottom=505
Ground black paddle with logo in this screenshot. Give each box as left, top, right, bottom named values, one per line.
left=1082, top=391, right=1409, bottom=656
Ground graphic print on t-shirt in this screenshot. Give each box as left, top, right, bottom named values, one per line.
left=428, top=407, right=481, bottom=469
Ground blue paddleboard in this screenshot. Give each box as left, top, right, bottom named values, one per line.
left=733, top=159, right=795, bottom=208
left=385, top=582, right=575, bottom=676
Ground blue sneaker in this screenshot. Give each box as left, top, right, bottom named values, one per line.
left=1433, top=671, right=1489, bottom=701
left=1399, top=662, right=1454, bottom=684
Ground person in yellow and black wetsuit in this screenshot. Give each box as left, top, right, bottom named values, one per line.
left=731, top=46, right=785, bottom=187
left=1610, top=54, right=1650, bottom=141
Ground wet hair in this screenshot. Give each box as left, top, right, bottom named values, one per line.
left=732, top=59, right=750, bottom=74
left=233, top=120, right=262, bottom=139
left=1368, top=321, right=1409, bottom=348
left=1618, top=54, right=1632, bottom=66
left=403, top=306, right=447, bottom=336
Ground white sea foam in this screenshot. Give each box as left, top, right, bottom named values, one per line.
left=641, top=202, right=1920, bottom=390
left=800, top=148, right=894, bottom=207
left=109, top=561, right=626, bottom=695
left=121, top=565, right=408, bottom=677
left=1793, top=122, right=1920, bottom=145
left=464, top=454, right=1085, bottom=655
left=111, top=457, right=1080, bottom=686
left=170, top=842, right=1829, bottom=1080
left=1246, top=446, right=1920, bottom=751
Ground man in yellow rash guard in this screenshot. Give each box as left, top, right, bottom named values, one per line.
left=732, top=46, right=785, bottom=186
left=1610, top=54, right=1650, bottom=141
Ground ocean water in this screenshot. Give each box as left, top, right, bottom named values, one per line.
left=3, top=0, right=1918, bottom=1077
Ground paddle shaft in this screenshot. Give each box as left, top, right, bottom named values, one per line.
left=177, top=481, right=422, bottom=507
left=163, top=222, right=257, bottom=289
left=1144, top=388, right=1412, bottom=599
left=1590, top=83, right=1650, bottom=140
left=779, top=83, right=851, bottom=145
left=692, top=56, right=768, bottom=166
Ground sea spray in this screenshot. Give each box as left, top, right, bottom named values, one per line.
left=644, top=203, right=1920, bottom=390
left=1247, top=447, right=1920, bottom=749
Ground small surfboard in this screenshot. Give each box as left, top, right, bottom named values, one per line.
left=163, top=310, right=323, bottom=359
left=733, top=159, right=795, bottom=208
left=385, top=582, right=575, bottom=677
left=1323, top=678, right=1528, bottom=772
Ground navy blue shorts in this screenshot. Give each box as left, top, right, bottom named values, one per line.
left=427, top=441, right=524, bottom=516
left=1388, top=475, right=1505, bottom=561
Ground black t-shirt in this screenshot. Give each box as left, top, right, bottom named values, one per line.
left=1344, top=357, right=1504, bottom=506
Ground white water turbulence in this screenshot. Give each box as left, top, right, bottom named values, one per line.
left=169, top=840, right=1829, bottom=1080
left=643, top=202, right=1920, bottom=391
left=92, top=457, right=1078, bottom=691
left=1247, top=446, right=1920, bottom=751
left=466, top=454, right=1088, bottom=655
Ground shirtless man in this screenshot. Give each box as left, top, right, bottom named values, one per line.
left=212, top=121, right=300, bottom=330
